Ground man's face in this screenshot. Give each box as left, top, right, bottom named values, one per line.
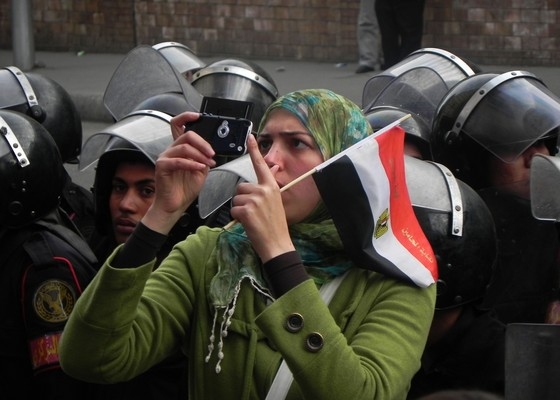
left=109, top=162, right=156, bottom=244
left=488, top=140, right=552, bottom=200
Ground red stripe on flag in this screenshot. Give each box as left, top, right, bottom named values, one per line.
left=376, top=127, right=438, bottom=281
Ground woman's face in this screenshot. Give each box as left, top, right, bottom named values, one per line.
left=257, top=109, right=324, bottom=224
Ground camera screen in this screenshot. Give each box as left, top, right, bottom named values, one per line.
left=200, top=96, right=254, bottom=120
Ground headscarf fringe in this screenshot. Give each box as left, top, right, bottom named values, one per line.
left=206, top=275, right=275, bottom=374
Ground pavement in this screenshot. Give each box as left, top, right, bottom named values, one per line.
left=2, top=48, right=560, bottom=189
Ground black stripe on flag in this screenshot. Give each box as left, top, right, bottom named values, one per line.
left=313, top=154, right=413, bottom=284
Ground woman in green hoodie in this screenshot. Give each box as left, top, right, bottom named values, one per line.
left=59, top=89, right=436, bottom=400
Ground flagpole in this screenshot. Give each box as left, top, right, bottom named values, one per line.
left=222, top=114, right=411, bottom=231
left=278, top=168, right=318, bottom=192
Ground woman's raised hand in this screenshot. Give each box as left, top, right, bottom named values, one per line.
left=142, top=111, right=216, bottom=235
left=230, top=134, right=295, bottom=262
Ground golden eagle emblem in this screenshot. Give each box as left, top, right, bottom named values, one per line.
left=374, top=208, right=389, bottom=239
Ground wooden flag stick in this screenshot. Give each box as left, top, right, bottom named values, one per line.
left=277, top=167, right=317, bottom=193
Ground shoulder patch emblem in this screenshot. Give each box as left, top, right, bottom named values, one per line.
left=374, top=208, right=389, bottom=239
left=33, top=280, right=76, bottom=323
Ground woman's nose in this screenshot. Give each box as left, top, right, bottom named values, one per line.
left=263, top=144, right=283, bottom=168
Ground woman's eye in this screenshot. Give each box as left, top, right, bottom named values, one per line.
left=292, top=138, right=309, bottom=149
left=257, top=139, right=271, bottom=152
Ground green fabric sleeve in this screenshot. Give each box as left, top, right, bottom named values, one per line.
left=60, top=227, right=221, bottom=383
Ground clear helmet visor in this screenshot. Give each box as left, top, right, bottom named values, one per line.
left=459, top=73, right=560, bottom=162
left=362, top=47, right=475, bottom=109
left=103, top=45, right=202, bottom=121
left=152, top=42, right=206, bottom=76
left=530, top=154, right=560, bottom=222
left=365, top=68, right=454, bottom=129
left=198, top=154, right=256, bottom=218
left=79, top=110, right=172, bottom=171
left=405, top=156, right=455, bottom=214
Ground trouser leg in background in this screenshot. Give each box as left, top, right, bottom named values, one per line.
left=357, top=0, right=382, bottom=71
left=375, top=0, right=400, bottom=68
left=396, top=0, right=425, bottom=61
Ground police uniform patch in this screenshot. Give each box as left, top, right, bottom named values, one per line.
left=29, top=331, right=62, bottom=370
left=33, top=279, right=75, bottom=323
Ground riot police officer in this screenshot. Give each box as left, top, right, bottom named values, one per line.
left=405, top=157, right=504, bottom=398
left=431, top=70, right=560, bottom=324
left=0, top=110, right=98, bottom=399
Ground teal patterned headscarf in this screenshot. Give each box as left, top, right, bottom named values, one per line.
left=261, top=88, right=373, bottom=161
left=205, top=89, right=373, bottom=372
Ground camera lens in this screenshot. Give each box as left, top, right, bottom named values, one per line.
left=217, top=121, right=229, bottom=138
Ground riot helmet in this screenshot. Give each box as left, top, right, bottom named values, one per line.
left=152, top=41, right=206, bottom=81
left=103, top=45, right=202, bottom=121
left=191, top=58, right=279, bottom=127
left=0, top=109, right=66, bottom=228
left=364, top=105, right=432, bottom=159
left=406, top=156, right=497, bottom=310
left=0, top=66, right=82, bottom=164
left=81, top=110, right=173, bottom=235
left=362, top=48, right=478, bottom=113
left=431, top=71, right=560, bottom=189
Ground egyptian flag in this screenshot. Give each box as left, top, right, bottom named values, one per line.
left=313, top=121, right=437, bottom=287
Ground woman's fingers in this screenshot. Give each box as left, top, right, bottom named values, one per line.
left=170, top=111, right=201, bottom=140
left=164, top=130, right=216, bottom=167
left=246, top=134, right=277, bottom=187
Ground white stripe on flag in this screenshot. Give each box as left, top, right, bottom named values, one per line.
left=342, top=134, right=433, bottom=287
left=314, top=124, right=437, bottom=287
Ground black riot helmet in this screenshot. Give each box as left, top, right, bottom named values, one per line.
left=0, top=110, right=66, bottom=228
left=191, top=58, right=279, bottom=127
left=431, top=70, right=560, bottom=190
left=80, top=110, right=173, bottom=235
left=361, top=48, right=478, bottom=126
left=152, top=41, right=206, bottom=81
left=406, top=156, right=497, bottom=310
left=0, top=66, right=82, bottom=164
left=364, top=105, right=432, bottom=160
